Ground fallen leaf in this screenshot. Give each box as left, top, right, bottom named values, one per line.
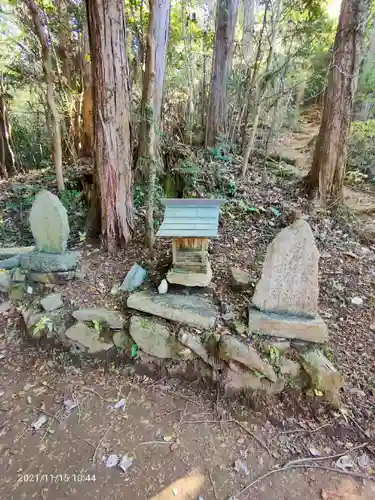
left=118, top=454, right=133, bottom=473
left=104, top=454, right=119, bottom=468
left=31, top=414, right=48, bottom=430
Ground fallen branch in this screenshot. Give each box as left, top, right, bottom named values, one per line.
left=231, top=418, right=272, bottom=456
left=236, top=441, right=371, bottom=497
left=284, top=442, right=368, bottom=468
left=207, top=467, right=219, bottom=500
left=269, top=423, right=331, bottom=443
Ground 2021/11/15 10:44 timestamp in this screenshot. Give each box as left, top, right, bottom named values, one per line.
left=18, top=473, right=96, bottom=483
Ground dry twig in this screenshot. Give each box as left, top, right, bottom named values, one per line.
left=284, top=442, right=368, bottom=468
left=80, top=387, right=114, bottom=404
left=92, top=423, right=113, bottom=465
left=207, top=467, right=219, bottom=500
left=269, top=423, right=331, bottom=443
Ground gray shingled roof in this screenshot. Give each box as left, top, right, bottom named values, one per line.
left=156, top=198, right=225, bottom=238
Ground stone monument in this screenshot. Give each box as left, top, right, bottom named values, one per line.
left=248, top=218, right=328, bottom=343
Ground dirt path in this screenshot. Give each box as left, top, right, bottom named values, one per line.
left=0, top=338, right=374, bottom=500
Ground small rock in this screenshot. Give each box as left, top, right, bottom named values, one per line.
left=230, top=267, right=251, bottom=290
left=12, top=268, right=26, bottom=283
left=9, top=283, right=25, bottom=300
left=223, top=361, right=284, bottom=395
left=105, top=454, right=119, bottom=468
left=72, top=308, right=124, bottom=330
left=113, top=331, right=132, bottom=349
left=41, top=293, right=63, bottom=312
left=335, top=455, right=355, bottom=470
left=158, top=279, right=168, bottom=294
left=120, top=263, right=147, bottom=292
left=351, top=297, right=363, bottom=306
left=31, top=414, right=48, bottom=430
left=358, top=453, right=371, bottom=469
left=118, top=454, right=133, bottom=473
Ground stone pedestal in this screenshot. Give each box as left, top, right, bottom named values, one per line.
left=248, top=307, right=328, bottom=343
left=167, top=262, right=212, bottom=287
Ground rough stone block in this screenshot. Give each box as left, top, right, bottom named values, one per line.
left=72, top=308, right=124, bottom=330
left=0, top=255, right=21, bottom=270
left=29, top=190, right=69, bottom=253
left=300, top=349, right=343, bottom=406
left=223, top=361, right=284, bottom=395
left=130, top=316, right=184, bottom=359
left=41, top=293, right=63, bottom=312
left=20, top=251, right=80, bottom=273
left=127, top=291, right=217, bottom=330
left=248, top=307, right=328, bottom=343
left=219, top=335, right=277, bottom=382
left=65, top=322, right=113, bottom=354
left=28, top=271, right=76, bottom=283
left=178, top=329, right=213, bottom=366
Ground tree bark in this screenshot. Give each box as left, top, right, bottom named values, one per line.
left=306, top=0, right=370, bottom=206
left=25, top=0, right=64, bottom=192
left=81, top=25, right=93, bottom=157
left=0, top=91, right=17, bottom=178
left=86, top=0, right=134, bottom=251
left=138, top=0, right=157, bottom=248
left=137, top=0, right=170, bottom=170
left=242, top=0, right=256, bottom=65
left=205, top=0, right=240, bottom=147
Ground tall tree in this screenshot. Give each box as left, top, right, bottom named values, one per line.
left=306, top=0, right=370, bottom=205
left=81, top=25, right=93, bottom=157
left=136, top=0, right=170, bottom=168
left=205, top=0, right=239, bottom=147
left=242, top=0, right=256, bottom=65
left=0, top=85, right=17, bottom=178
left=86, top=0, right=134, bottom=251
left=24, top=0, right=64, bottom=193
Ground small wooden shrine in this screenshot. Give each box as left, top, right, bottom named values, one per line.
left=156, top=198, right=224, bottom=286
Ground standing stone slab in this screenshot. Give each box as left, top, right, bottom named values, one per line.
left=130, top=316, right=184, bottom=359
left=252, top=219, right=319, bottom=317
left=29, top=190, right=69, bottom=253
left=127, top=291, right=217, bottom=329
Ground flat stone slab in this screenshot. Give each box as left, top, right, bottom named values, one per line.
left=248, top=307, right=328, bottom=343
left=130, top=316, right=184, bottom=359
left=29, top=190, right=69, bottom=253
left=20, top=251, right=80, bottom=272
left=72, top=308, right=124, bottom=330
left=65, top=322, right=113, bottom=354
left=0, top=255, right=21, bottom=270
left=127, top=291, right=217, bottom=329
left=167, top=264, right=212, bottom=287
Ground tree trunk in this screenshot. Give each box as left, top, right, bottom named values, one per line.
left=139, top=0, right=157, bottom=248
left=354, top=14, right=375, bottom=121
left=306, top=0, right=369, bottom=206
left=242, top=0, right=281, bottom=177
left=86, top=0, right=134, bottom=251
left=242, top=0, right=256, bottom=65
left=25, top=0, right=64, bottom=193
left=81, top=26, right=93, bottom=157
left=0, top=92, right=17, bottom=178
left=205, top=0, right=239, bottom=147
left=136, top=0, right=170, bottom=172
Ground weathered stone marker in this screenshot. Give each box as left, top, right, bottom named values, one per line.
left=29, top=190, right=69, bottom=253
left=249, top=218, right=328, bottom=343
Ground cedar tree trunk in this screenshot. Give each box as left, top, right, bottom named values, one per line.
left=306, top=0, right=369, bottom=205
left=86, top=0, right=134, bottom=251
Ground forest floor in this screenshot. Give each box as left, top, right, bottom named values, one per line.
left=1, top=112, right=375, bottom=498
